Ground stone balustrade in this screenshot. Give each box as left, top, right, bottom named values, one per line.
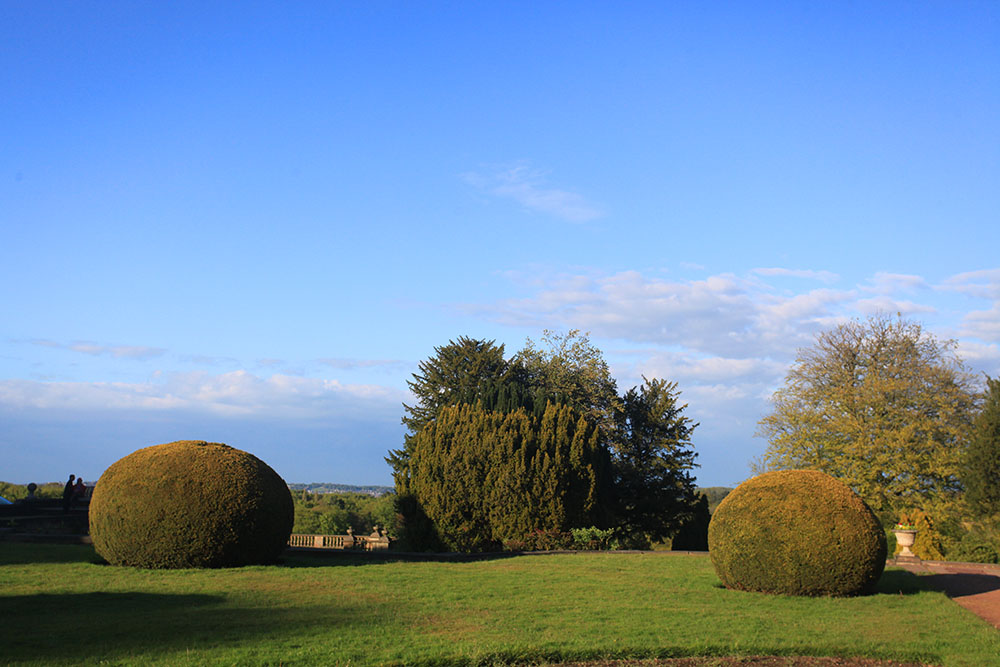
left=287, top=527, right=391, bottom=551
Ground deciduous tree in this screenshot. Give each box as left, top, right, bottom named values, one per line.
left=755, top=314, right=978, bottom=515
left=516, top=329, right=622, bottom=433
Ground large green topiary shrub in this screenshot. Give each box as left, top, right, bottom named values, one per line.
left=90, top=440, right=294, bottom=568
left=708, top=470, right=886, bottom=596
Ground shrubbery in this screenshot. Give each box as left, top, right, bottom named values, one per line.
left=0, top=481, right=63, bottom=501
left=502, top=526, right=618, bottom=551
left=708, top=470, right=886, bottom=596
left=90, top=440, right=294, bottom=569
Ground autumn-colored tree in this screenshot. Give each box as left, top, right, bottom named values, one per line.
left=755, top=314, right=978, bottom=516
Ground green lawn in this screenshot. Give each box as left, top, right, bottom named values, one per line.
left=1, top=543, right=997, bottom=666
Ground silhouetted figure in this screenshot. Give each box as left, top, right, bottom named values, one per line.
left=73, top=477, right=86, bottom=502
left=62, top=474, right=75, bottom=513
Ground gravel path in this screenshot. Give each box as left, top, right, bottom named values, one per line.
left=890, top=558, right=1000, bottom=629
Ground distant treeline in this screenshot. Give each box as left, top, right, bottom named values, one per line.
left=0, top=481, right=65, bottom=501
left=287, top=483, right=393, bottom=497
left=291, top=489, right=397, bottom=536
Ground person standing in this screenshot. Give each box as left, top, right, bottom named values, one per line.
left=62, top=474, right=75, bottom=513
left=73, top=476, right=86, bottom=502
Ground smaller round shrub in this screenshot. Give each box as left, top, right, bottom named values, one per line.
left=708, top=470, right=886, bottom=596
left=90, top=440, right=294, bottom=568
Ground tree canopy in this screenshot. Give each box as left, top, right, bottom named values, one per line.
left=390, top=331, right=700, bottom=550
left=755, top=313, right=979, bottom=515
left=516, top=329, right=622, bottom=432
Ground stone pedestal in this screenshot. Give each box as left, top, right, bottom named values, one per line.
left=893, top=529, right=918, bottom=559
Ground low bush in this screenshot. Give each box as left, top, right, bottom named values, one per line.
left=89, top=440, right=294, bottom=568
left=708, top=470, right=887, bottom=596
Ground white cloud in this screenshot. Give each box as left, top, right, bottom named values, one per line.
left=0, top=371, right=408, bottom=422
left=939, top=269, right=1000, bottom=343
left=963, top=303, right=1000, bottom=343
left=954, top=340, right=1000, bottom=372
left=863, top=272, right=929, bottom=294
left=473, top=270, right=855, bottom=359
left=855, top=296, right=936, bottom=316
left=464, top=164, right=603, bottom=222
left=942, top=269, right=1000, bottom=299
left=631, top=350, right=786, bottom=386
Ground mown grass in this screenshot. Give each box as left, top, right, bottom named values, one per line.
left=1, top=543, right=998, bottom=666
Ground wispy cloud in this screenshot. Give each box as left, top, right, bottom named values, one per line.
left=941, top=269, right=1000, bottom=299
left=752, top=268, right=839, bottom=284
left=464, top=164, right=603, bottom=222
left=0, top=370, right=408, bottom=421
left=317, top=358, right=407, bottom=371
left=855, top=296, right=936, bottom=316
left=941, top=269, right=1000, bottom=342
left=863, top=272, right=929, bottom=294
left=180, top=354, right=240, bottom=366
left=31, top=339, right=166, bottom=360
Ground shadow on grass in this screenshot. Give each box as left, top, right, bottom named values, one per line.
left=0, top=541, right=97, bottom=565
left=706, top=570, right=931, bottom=597
left=0, top=591, right=387, bottom=664
left=876, top=569, right=928, bottom=596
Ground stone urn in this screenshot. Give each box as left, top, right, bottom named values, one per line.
left=893, top=529, right=917, bottom=558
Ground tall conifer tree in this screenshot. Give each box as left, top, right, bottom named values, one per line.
left=965, top=376, right=1000, bottom=518
left=613, top=377, right=699, bottom=547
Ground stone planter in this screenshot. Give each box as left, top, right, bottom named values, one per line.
left=893, top=529, right=917, bottom=558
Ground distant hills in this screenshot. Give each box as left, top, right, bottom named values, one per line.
left=288, top=483, right=394, bottom=497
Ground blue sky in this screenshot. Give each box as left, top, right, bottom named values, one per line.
left=3, top=2, right=998, bottom=488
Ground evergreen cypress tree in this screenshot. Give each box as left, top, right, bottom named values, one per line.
left=965, top=376, right=1000, bottom=518
left=387, top=337, right=510, bottom=490
left=391, top=333, right=701, bottom=552
left=407, top=402, right=606, bottom=551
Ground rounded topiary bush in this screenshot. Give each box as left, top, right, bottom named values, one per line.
left=90, top=440, right=294, bottom=568
left=708, top=469, right=886, bottom=596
